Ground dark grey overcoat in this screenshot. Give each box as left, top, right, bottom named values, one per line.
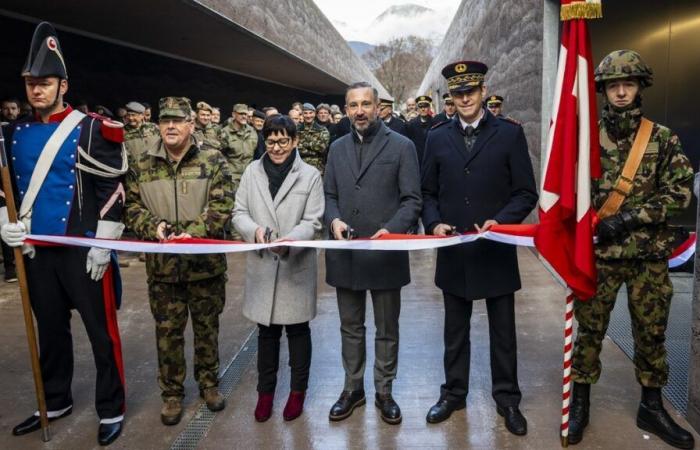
left=324, top=121, right=422, bottom=290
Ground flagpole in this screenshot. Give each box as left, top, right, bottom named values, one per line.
left=0, top=128, right=51, bottom=442
left=561, top=293, right=575, bottom=446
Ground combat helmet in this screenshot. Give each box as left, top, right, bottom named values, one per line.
left=594, top=50, right=653, bottom=92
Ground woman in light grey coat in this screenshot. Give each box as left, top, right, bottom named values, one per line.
left=232, top=115, right=324, bottom=423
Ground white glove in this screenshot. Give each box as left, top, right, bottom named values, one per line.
left=1, top=221, right=27, bottom=247
left=85, top=220, right=125, bottom=282
left=86, top=247, right=111, bottom=281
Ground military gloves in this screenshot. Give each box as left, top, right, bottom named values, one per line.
left=596, top=210, right=640, bottom=243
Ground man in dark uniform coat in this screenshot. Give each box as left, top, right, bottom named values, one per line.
left=324, top=82, right=421, bottom=425
left=378, top=98, right=408, bottom=136
left=0, top=23, right=128, bottom=446
left=406, top=95, right=435, bottom=165
left=433, top=93, right=457, bottom=124
left=421, top=61, right=537, bottom=436
left=485, top=95, right=504, bottom=117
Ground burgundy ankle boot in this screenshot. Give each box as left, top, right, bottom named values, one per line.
left=254, top=392, right=274, bottom=422
left=283, top=391, right=306, bottom=421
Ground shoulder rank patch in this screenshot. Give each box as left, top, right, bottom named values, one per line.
left=430, top=120, right=450, bottom=130
left=500, top=116, right=522, bottom=126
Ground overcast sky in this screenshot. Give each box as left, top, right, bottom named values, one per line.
left=312, top=0, right=461, bottom=45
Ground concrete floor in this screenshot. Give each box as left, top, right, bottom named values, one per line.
left=0, top=248, right=697, bottom=449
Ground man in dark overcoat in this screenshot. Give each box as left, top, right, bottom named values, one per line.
left=421, top=61, right=537, bottom=436
left=324, top=82, right=422, bottom=425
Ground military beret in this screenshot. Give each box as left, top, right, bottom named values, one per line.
left=159, top=96, right=192, bottom=119
left=196, top=101, right=213, bottom=112
left=379, top=98, right=393, bottom=107
left=233, top=103, right=248, bottom=114
left=442, top=61, right=488, bottom=92
left=302, top=103, right=316, bottom=112
left=486, top=95, right=504, bottom=106
left=125, top=101, right=145, bottom=113
left=252, top=109, right=265, bottom=120
left=416, top=95, right=432, bottom=106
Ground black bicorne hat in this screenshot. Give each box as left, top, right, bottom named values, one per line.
left=21, top=22, right=68, bottom=79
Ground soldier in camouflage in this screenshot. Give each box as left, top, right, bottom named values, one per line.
left=211, top=106, right=222, bottom=133
left=568, top=50, right=694, bottom=449
left=218, top=103, right=258, bottom=191
left=297, top=102, right=330, bottom=175
left=123, top=101, right=160, bottom=157
left=125, top=97, right=235, bottom=426
left=193, top=101, right=221, bottom=151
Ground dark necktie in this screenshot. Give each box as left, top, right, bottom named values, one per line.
left=464, top=125, right=478, bottom=152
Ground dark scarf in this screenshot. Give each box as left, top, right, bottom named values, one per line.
left=601, top=96, right=643, bottom=141
left=262, top=150, right=296, bottom=199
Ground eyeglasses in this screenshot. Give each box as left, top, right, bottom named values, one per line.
left=264, top=137, right=291, bottom=148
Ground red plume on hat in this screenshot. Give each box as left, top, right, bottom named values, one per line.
left=21, top=22, right=68, bottom=79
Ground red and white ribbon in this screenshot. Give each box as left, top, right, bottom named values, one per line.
left=25, top=225, right=694, bottom=268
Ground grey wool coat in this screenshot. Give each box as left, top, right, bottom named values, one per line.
left=324, top=121, right=422, bottom=290
left=232, top=151, right=325, bottom=326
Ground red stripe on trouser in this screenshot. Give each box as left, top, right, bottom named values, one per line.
left=102, top=265, right=126, bottom=413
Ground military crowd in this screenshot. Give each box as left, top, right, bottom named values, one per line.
left=0, top=21, right=697, bottom=450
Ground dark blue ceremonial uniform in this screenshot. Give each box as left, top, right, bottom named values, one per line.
left=421, top=110, right=537, bottom=407
left=1, top=106, right=126, bottom=420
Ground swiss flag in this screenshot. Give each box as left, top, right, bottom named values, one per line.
left=534, top=0, right=601, bottom=301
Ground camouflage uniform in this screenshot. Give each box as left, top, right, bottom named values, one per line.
left=571, top=52, right=693, bottom=388
left=297, top=121, right=330, bottom=175
left=125, top=97, right=235, bottom=400
left=124, top=121, right=160, bottom=158
left=193, top=122, right=221, bottom=151
left=218, top=122, right=257, bottom=190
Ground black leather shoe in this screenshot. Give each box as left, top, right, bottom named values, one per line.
left=497, top=405, right=527, bottom=436
left=98, top=421, right=122, bottom=446
left=426, top=398, right=466, bottom=424
left=568, top=382, right=590, bottom=445
left=329, top=390, right=366, bottom=421
left=637, top=387, right=694, bottom=449
left=375, top=393, right=402, bottom=425
left=12, top=407, right=73, bottom=436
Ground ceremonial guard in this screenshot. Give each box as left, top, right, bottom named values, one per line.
left=433, top=93, right=457, bottom=124
left=569, top=50, right=695, bottom=449
left=297, top=103, right=330, bottom=175
left=0, top=22, right=128, bottom=446
left=378, top=98, right=408, bottom=136
left=125, top=97, right=234, bottom=426
left=421, top=61, right=537, bottom=436
left=406, top=95, right=435, bottom=165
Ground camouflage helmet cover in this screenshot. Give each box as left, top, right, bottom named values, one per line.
left=594, top=50, right=653, bottom=91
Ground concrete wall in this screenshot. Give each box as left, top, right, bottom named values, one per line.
left=199, top=0, right=391, bottom=99
left=417, top=0, right=545, bottom=177
left=692, top=215, right=700, bottom=430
